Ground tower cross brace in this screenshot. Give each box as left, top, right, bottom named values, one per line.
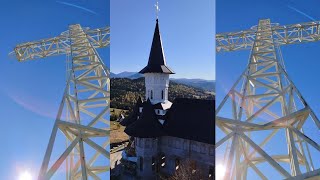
left=216, top=19, right=320, bottom=179
left=13, top=24, right=110, bottom=180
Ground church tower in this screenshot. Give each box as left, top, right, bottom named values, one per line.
left=139, top=19, right=174, bottom=105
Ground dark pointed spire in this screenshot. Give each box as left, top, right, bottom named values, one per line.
left=146, top=97, right=152, bottom=104
left=139, top=19, right=174, bottom=74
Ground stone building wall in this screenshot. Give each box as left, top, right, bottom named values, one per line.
left=135, top=138, right=159, bottom=179
left=134, top=136, right=214, bottom=179
left=159, top=136, right=215, bottom=176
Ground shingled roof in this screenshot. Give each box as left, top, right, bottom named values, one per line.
left=124, top=99, right=166, bottom=138
left=123, top=97, right=215, bottom=144
left=120, top=97, right=143, bottom=126
left=139, top=19, right=174, bottom=74
left=163, top=98, right=215, bottom=144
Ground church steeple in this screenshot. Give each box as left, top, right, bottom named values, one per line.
left=140, top=9, right=174, bottom=104
left=139, top=19, right=174, bottom=74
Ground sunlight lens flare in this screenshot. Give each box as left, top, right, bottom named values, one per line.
left=18, top=171, right=32, bottom=180
left=216, top=164, right=226, bottom=180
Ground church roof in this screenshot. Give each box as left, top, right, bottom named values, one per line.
left=123, top=97, right=215, bottom=144
left=163, top=98, right=215, bottom=144
left=139, top=19, right=174, bottom=74
left=120, top=97, right=143, bottom=126
left=124, top=99, right=166, bottom=138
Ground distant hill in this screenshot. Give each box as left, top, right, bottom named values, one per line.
left=111, top=72, right=215, bottom=92
left=170, top=78, right=215, bottom=92
left=127, top=73, right=143, bottom=79
left=110, top=71, right=139, bottom=78
left=111, top=77, right=214, bottom=110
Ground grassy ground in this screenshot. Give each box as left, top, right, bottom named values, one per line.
left=110, top=108, right=129, bottom=144
left=111, top=108, right=129, bottom=116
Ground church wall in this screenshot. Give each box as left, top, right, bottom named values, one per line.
left=134, top=136, right=215, bottom=178
left=135, top=137, right=159, bottom=156
left=135, top=137, right=159, bottom=179
left=158, top=136, right=215, bottom=176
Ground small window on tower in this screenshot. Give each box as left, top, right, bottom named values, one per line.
left=151, top=90, right=153, bottom=99
left=161, top=90, right=164, bottom=99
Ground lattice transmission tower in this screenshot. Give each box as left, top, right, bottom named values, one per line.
left=13, top=24, right=110, bottom=179
left=216, top=19, right=320, bottom=179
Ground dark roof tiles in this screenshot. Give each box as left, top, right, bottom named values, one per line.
left=164, top=98, right=215, bottom=144
left=124, top=99, right=166, bottom=138
left=124, top=97, right=215, bottom=144
left=119, top=97, right=143, bottom=126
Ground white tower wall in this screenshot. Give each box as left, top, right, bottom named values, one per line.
left=144, top=73, right=169, bottom=104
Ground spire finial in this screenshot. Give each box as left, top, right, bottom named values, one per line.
left=155, top=0, right=160, bottom=19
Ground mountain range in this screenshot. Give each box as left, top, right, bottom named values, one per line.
left=111, top=77, right=214, bottom=110
left=111, top=71, right=215, bottom=92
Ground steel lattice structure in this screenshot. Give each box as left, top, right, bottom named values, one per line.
left=216, top=19, right=320, bottom=179
left=13, top=24, right=110, bottom=180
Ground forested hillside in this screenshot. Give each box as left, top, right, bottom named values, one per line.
left=111, top=77, right=214, bottom=110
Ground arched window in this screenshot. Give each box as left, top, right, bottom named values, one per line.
left=175, top=158, right=180, bottom=170
left=161, top=90, right=164, bottom=99
left=209, top=166, right=214, bottom=179
left=139, top=157, right=143, bottom=171
left=160, top=153, right=166, bottom=168
left=191, top=161, right=197, bottom=174
left=151, top=90, right=153, bottom=99
left=152, top=157, right=156, bottom=172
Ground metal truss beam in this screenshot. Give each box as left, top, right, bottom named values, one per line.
left=13, top=24, right=110, bottom=180
left=13, top=27, right=110, bottom=61
left=216, top=21, right=320, bottom=52
left=216, top=19, right=320, bottom=180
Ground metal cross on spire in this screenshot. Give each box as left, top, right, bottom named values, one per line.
left=155, top=0, right=160, bottom=19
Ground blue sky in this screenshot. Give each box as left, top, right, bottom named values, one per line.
left=110, top=0, right=215, bottom=80
left=216, top=0, right=320, bottom=178
left=0, top=0, right=109, bottom=179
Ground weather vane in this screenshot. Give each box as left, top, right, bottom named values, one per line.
left=155, top=0, right=160, bottom=19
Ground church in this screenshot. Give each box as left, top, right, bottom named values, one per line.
left=119, top=18, right=215, bottom=179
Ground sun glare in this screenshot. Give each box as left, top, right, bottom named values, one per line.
left=216, top=164, right=226, bottom=180
left=18, top=171, right=32, bottom=180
